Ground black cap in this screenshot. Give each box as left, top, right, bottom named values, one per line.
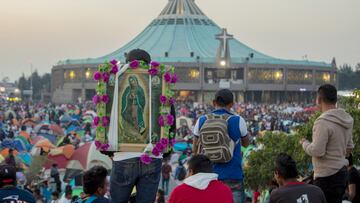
left=0, top=165, right=16, bottom=186
left=214, top=89, right=234, bottom=106
left=126, top=49, right=151, bottom=64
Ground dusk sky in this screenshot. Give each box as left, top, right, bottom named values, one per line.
left=0, top=0, right=359, bottom=81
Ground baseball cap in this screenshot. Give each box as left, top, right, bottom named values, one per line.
left=214, top=89, right=234, bottom=106
left=0, top=164, right=16, bottom=186
left=126, top=49, right=151, bottom=64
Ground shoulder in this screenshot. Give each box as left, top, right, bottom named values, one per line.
left=212, top=180, right=232, bottom=192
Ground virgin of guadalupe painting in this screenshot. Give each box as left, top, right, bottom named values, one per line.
left=121, top=75, right=146, bottom=135
left=118, top=72, right=150, bottom=145
left=104, top=65, right=167, bottom=152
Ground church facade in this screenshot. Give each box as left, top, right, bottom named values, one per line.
left=51, top=0, right=336, bottom=104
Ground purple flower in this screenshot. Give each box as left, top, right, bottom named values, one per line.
left=166, top=114, right=174, bottom=126
left=102, top=72, right=110, bottom=83
left=152, top=147, right=161, bottom=157
left=101, top=143, right=110, bottom=151
left=95, top=140, right=102, bottom=149
left=158, top=116, right=165, bottom=127
left=93, top=116, right=100, bottom=126
left=110, top=59, right=118, bottom=66
left=160, top=138, right=169, bottom=147
left=150, top=61, right=160, bottom=68
left=102, top=116, right=110, bottom=127
left=169, top=98, right=176, bottom=105
left=160, top=95, right=167, bottom=105
left=148, top=68, right=159, bottom=76
left=155, top=142, right=165, bottom=151
left=110, top=65, right=119, bottom=74
left=140, top=154, right=152, bottom=165
left=170, top=139, right=176, bottom=147
left=102, top=94, right=110, bottom=104
left=170, top=74, right=178, bottom=84
left=92, top=95, right=101, bottom=105
left=93, top=71, right=102, bottom=81
left=164, top=72, right=172, bottom=83
left=129, top=60, right=139, bottom=69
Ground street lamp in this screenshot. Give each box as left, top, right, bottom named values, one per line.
left=0, top=87, right=5, bottom=92
left=14, top=88, right=20, bottom=93
left=85, top=69, right=91, bottom=80
left=69, top=70, right=76, bottom=80
left=220, top=60, right=226, bottom=67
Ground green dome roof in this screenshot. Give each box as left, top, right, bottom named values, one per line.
left=58, top=0, right=331, bottom=68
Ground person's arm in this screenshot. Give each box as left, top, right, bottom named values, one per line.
left=349, top=184, right=356, bottom=201
left=239, top=117, right=249, bottom=147
left=302, top=120, right=329, bottom=158
left=347, top=135, right=354, bottom=156
left=192, top=118, right=201, bottom=154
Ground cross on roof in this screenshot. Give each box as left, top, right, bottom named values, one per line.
left=216, top=28, right=233, bottom=56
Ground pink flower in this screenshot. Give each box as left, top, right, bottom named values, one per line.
left=102, top=94, right=110, bottom=104
left=129, top=60, right=139, bottom=69
left=169, top=98, right=176, bottom=105
left=110, top=59, right=118, bottom=66
left=158, top=116, right=165, bottom=127
left=93, top=71, right=102, bottom=81
left=170, top=74, right=178, bottom=84
left=150, top=61, right=160, bottom=68
left=160, top=138, right=169, bottom=147
left=140, top=154, right=152, bottom=165
left=167, top=114, right=174, bottom=126
left=164, top=72, right=172, bottom=83
left=102, top=116, right=110, bottom=127
left=93, top=116, right=100, bottom=126
left=170, top=139, right=176, bottom=147
left=92, top=95, right=101, bottom=105
left=152, top=147, right=161, bottom=157
left=102, top=72, right=110, bottom=83
left=101, top=143, right=110, bottom=151
left=95, top=140, right=102, bottom=149
left=155, top=142, right=165, bottom=151
left=110, top=66, right=119, bottom=74
left=148, top=68, right=159, bottom=76
left=160, top=95, right=167, bottom=105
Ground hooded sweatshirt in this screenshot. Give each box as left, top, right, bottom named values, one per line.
left=303, top=108, right=354, bottom=178
left=169, top=173, right=234, bottom=203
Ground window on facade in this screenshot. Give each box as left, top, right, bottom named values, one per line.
left=316, top=71, right=331, bottom=85
left=85, top=68, right=92, bottom=80
left=287, top=70, right=313, bottom=84
left=248, top=68, right=284, bottom=84
left=175, top=68, right=200, bottom=83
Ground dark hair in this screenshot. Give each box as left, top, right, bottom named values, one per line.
left=83, top=166, right=108, bottom=195
left=188, top=155, right=213, bottom=174
left=9, top=148, right=13, bottom=153
left=52, top=163, right=57, bottom=167
left=214, top=89, right=234, bottom=107
left=21, top=125, right=27, bottom=131
left=126, top=49, right=151, bottom=64
left=275, top=153, right=298, bottom=179
left=347, top=154, right=353, bottom=166
left=65, top=190, right=72, bottom=197
left=318, top=84, right=337, bottom=104
left=52, top=191, right=59, bottom=198
left=156, top=189, right=165, bottom=203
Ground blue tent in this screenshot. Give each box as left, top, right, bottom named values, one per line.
left=18, top=152, right=32, bottom=166
left=37, top=133, right=57, bottom=144
left=13, top=139, right=26, bottom=152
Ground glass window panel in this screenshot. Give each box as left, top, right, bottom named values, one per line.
left=248, top=68, right=284, bottom=84
left=287, top=70, right=313, bottom=84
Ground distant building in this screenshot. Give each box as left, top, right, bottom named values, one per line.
left=51, top=0, right=336, bottom=104
left=0, top=82, right=21, bottom=102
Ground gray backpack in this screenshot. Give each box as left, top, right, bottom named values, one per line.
left=198, top=114, right=238, bottom=163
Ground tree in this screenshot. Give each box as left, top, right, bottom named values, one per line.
left=338, top=63, right=360, bottom=90
left=1, top=76, right=10, bottom=83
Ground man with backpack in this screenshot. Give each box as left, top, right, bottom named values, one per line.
left=193, top=89, right=249, bottom=203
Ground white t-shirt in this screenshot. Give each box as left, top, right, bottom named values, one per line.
left=58, top=197, right=71, bottom=203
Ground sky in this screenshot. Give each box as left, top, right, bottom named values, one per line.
left=0, top=0, right=359, bottom=81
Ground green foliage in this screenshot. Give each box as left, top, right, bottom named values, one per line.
left=338, top=63, right=360, bottom=90
left=16, top=71, right=52, bottom=101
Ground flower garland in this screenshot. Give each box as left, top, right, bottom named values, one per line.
left=93, top=59, right=177, bottom=164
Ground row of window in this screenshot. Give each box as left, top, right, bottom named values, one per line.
left=150, top=18, right=215, bottom=26
left=63, top=69, right=94, bottom=81
left=174, top=68, right=334, bottom=84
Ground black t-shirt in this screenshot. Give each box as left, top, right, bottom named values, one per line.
left=270, top=182, right=326, bottom=203
left=0, top=187, right=36, bottom=203
left=349, top=167, right=360, bottom=203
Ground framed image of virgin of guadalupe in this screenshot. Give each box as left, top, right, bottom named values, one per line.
left=93, top=60, right=176, bottom=154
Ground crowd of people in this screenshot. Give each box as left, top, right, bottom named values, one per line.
left=0, top=49, right=359, bottom=203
